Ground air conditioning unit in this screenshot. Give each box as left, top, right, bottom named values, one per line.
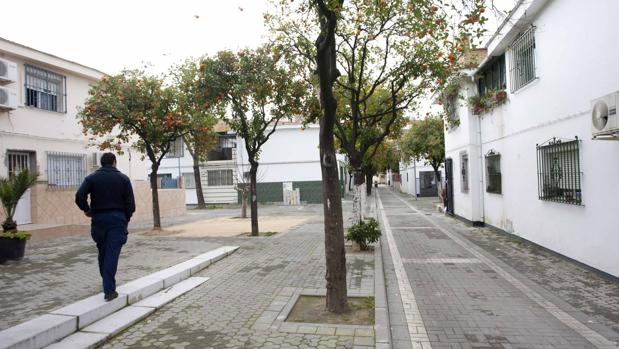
left=591, top=91, right=619, bottom=138
left=0, top=58, right=18, bottom=84
left=0, top=86, right=18, bottom=110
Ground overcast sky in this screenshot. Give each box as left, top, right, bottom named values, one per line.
left=1, top=0, right=515, bottom=75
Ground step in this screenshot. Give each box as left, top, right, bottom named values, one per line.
left=134, top=277, right=209, bottom=308
left=81, top=306, right=155, bottom=336
left=0, top=315, right=76, bottom=349
left=116, top=276, right=164, bottom=304
left=50, top=294, right=127, bottom=329
left=0, top=245, right=238, bottom=349
left=43, top=278, right=209, bottom=349
left=44, top=332, right=107, bottom=349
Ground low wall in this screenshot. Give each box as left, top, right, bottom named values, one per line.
left=29, top=181, right=186, bottom=225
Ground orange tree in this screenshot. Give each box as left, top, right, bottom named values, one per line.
left=170, top=58, right=224, bottom=209
left=202, top=46, right=308, bottom=236
left=268, top=0, right=486, bottom=313
left=400, top=115, right=445, bottom=195
left=78, top=69, right=188, bottom=229
left=270, top=0, right=486, bottom=225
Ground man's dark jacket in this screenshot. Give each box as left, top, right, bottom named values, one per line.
left=75, top=165, right=136, bottom=221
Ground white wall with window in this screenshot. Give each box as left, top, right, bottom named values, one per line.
left=0, top=38, right=151, bottom=224
left=443, top=0, right=619, bottom=276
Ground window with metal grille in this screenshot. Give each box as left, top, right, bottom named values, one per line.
left=478, top=54, right=506, bottom=96
left=165, top=138, right=184, bottom=158
left=509, top=26, right=536, bottom=92
left=460, top=152, right=469, bottom=193
left=7, top=151, right=34, bottom=176
left=536, top=137, right=582, bottom=205
left=182, top=172, right=196, bottom=189
left=485, top=151, right=502, bottom=194
left=25, top=65, right=66, bottom=113
left=47, top=152, right=86, bottom=189
left=207, top=169, right=233, bottom=186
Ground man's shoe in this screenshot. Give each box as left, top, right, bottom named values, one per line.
left=104, top=291, right=118, bottom=302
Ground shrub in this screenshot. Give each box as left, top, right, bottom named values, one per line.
left=346, top=218, right=381, bottom=250
left=0, top=231, right=32, bottom=240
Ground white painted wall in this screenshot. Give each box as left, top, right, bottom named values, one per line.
left=444, top=0, right=619, bottom=276
left=0, top=41, right=149, bottom=182
left=399, top=160, right=444, bottom=197
left=158, top=141, right=198, bottom=204
left=236, top=124, right=322, bottom=183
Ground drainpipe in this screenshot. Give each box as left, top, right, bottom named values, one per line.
left=477, top=108, right=485, bottom=224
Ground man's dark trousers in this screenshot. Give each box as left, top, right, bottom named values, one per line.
left=91, top=211, right=128, bottom=295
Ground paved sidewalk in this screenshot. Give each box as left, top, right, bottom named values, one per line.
left=377, top=187, right=618, bottom=349
left=102, top=203, right=376, bottom=349
left=0, top=204, right=315, bottom=331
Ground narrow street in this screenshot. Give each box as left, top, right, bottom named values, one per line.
left=377, top=187, right=618, bottom=349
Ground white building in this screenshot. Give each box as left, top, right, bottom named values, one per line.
left=0, top=37, right=150, bottom=225
left=399, top=160, right=444, bottom=197
left=160, top=123, right=344, bottom=205
left=235, top=123, right=325, bottom=204
left=443, top=0, right=619, bottom=277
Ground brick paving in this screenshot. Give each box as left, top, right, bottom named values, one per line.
left=102, top=202, right=376, bottom=349
left=0, top=205, right=314, bottom=331
left=378, top=187, right=618, bottom=349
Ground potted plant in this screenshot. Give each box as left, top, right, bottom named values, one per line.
left=0, top=170, right=37, bottom=263
left=346, top=218, right=381, bottom=251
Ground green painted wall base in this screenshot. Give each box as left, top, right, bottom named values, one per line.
left=237, top=181, right=323, bottom=204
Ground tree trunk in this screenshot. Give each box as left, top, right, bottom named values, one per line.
left=150, top=164, right=162, bottom=229
left=249, top=162, right=259, bottom=236
left=193, top=157, right=206, bottom=209
left=351, top=170, right=364, bottom=225
left=365, top=171, right=373, bottom=196
left=241, top=188, right=248, bottom=219
left=315, top=0, right=349, bottom=314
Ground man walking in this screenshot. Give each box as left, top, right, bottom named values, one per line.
left=75, top=153, right=135, bottom=301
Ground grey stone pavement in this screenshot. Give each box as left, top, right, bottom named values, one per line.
left=102, top=202, right=376, bottom=349
left=377, top=187, right=618, bottom=349
left=0, top=204, right=324, bottom=331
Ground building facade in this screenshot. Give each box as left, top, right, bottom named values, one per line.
left=399, top=160, right=444, bottom=197
left=0, top=37, right=180, bottom=226
left=443, top=0, right=619, bottom=276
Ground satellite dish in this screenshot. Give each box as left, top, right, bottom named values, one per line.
left=591, top=100, right=609, bottom=131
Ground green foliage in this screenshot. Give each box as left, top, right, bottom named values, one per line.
left=0, top=170, right=38, bottom=232
left=468, top=89, right=508, bottom=115
left=78, top=69, right=187, bottom=165
left=201, top=46, right=309, bottom=161
left=0, top=231, right=32, bottom=240
left=400, top=116, right=445, bottom=172
left=346, top=218, right=381, bottom=250
left=169, top=58, right=224, bottom=161
left=268, top=0, right=487, bottom=172
left=368, top=140, right=400, bottom=174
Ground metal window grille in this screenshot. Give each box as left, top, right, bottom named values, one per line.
left=485, top=151, right=502, bottom=194
left=165, top=138, right=184, bottom=158
left=478, top=54, right=506, bottom=96
left=182, top=172, right=196, bottom=189
left=460, top=153, right=469, bottom=193
left=536, top=137, right=582, bottom=205
left=47, top=152, right=86, bottom=189
left=207, top=169, right=233, bottom=186
left=509, top=26, right=536, bottom=92
left=25, top=65, right=66, bottom=113
left=218, top=135, right=236, bottom=149
left=7, top=151, right=32, bottom=176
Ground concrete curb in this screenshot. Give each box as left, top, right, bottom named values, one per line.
left=371, top=194, right=392, bottom=349
left=0, top=246, right=239, bottom=349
